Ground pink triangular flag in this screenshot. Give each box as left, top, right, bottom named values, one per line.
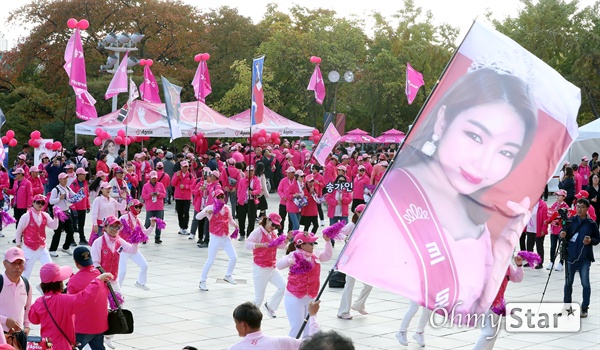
left=63, top=29, right=87, bottom=90
left=406, top=62, right=425, bottom=105
left=140, top=65, right=161, bottom=103
left=307, top=64, right=326, bottom=104
left=192, top=60, right=212, bottom=103
left=105, top=52, right=129, bottom=100
left=75, top=88, right=97, bottom=120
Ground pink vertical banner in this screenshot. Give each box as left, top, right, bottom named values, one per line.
left=140, top=65, right=161, bottom=103
left=313, top=123, right=341, bottom=166
left=307, top=64, right=326, bottom=104
left=105, top=52, right=129, bottom=100
left=74, top=89, right=98, bottom=120
left=406, top=62, right=425, bottom=105
left=63, top=29, right=88, bottom=90
left=192, top=58, right=212, bottom=103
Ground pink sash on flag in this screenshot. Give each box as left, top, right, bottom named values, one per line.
left=379, top=169, right=459, bottom=313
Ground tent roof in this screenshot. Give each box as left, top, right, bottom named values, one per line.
left=229, top=107, right=314, bottom=137
left=576, top=118, right=600, bottom=142
left=75, top=100, right=247, bottom=138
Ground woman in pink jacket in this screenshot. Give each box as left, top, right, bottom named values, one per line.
left=236, top=166, right=262, bottom=241
left=300, top=174, right=321, bottom=233
left=352, top=165, right=370, bottom=212
left=0, top=165, right=10, bottom=237
left=29, top=263, right=112, bottom=350
left=325, top=175, right=353, bottom=226
left=285, top=170, right=306, bottom=231
left=171, top=161, right=195, bottom=235
left=277, top=231, right=332, bottom=338
left=277, top=166, right=296, bottom=235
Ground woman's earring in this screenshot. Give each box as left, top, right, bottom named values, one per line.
left=421, top=134, right=439, bottom=156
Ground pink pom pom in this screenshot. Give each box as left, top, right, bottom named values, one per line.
left=127, top=225, right=148, bottom=244
left=231, top=228, right=239, bottom=239
left=323, top=220, right=346, bottom=240
left=154, top=218, right=166, bottom=230
left=88, top=231, right=99, bottom=246
left=120, top=218, right=132, bottom=239
left=53, top=207, right=69, bottom=222
left=517, top=251, right=542, bottom=269
left=290, top=251, right=314, bottom=275
left=77, top=19, right=89, bottom=30
left=108, top=291, right=125, bottom=310
left=267, top=235, right=286, bottom=248
left=213, top=200, right=224, bottom=214
left=139, top=59, right=147, bottom=66
left=194, top=54, right=202, bottom=62
left=67, top=18, right=78, bottom=29
left=1, top=211, right=17, bottom=226
left=491, top=298, right=506, bottom=316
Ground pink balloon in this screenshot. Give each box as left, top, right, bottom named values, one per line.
left=33, top=140, right=40, bottom=148
left=144, top=136, right=151, bottom=141
left=67, top=18, right=78, bottom=29
left=190, top=135, right=198, bottom=143
left=310, top=56, right=321, bottom=64
left=124, top=138, right=132, bottom=146
left=6, top=130, right=15, bottom=139
left=232, top=152, right=244, bottom=162
left=194, top=54, right=202, bottom=62
left=312, top=129, right=319, bottom=135
left=271, top=132, right=279, bottom=140
left=251, top=140, right=258, bottom=147
left=257, top=137, right=265, bottom=145
left=114, top=136, right=123, bottom=145
left=259, top=129, right=267, bottom=137
left=102, top=132, right=110, bottom=140
left=1, top=136, right=7, bottom=144
left=197, top=132, right=204, bottom=138
left=117, top=130, right=126, bottom=137
left=77, top=19, right=89, bottom=30
left=313, top=135, right=321, bottom=143
left=146, top=59, right=153, bottom=67
left=30, top=130, right=41, bottom=139
left=274, top=138, right=281, bottom=145
left=95, top=128, right=102, bottom=136
left=93, top=137, right=102, bottom=146
left=139, top=59, right=147, bottom=66
left=308, top=135, right=314, bottom=141
left=28, top=139, right=34, bottom=147
left=203, top=53, right=210, bottom=61
left=45, top=142, right=53, bottom=149
left=8, top=139, right=17, bottom=147
left=53, top=141, right=62, bottom=151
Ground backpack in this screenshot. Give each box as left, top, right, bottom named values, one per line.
left=0, top=274, right=30, bottom=294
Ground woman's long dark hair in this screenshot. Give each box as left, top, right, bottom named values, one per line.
left=89, top=176, right=102, bottom=192
left=255, top=162, right=265, bottom=177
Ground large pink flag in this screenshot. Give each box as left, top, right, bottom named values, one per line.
left=63, top=29, right=87, bottom=90
left=313, top=123, right=341, bottom=166
left=74, top=88, right=98, bottom=120
left=337, top=21, right=580, bottom=325
left=405, top=62, right=424, bottom=105
left=105, top=52, right=129, bottom=100
left=192, top=60, right=212, bottom=103
left=139, top=65, right=161, bottom=103
left=307, top=65, right=326, bottom=104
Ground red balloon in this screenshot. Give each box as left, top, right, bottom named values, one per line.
left=139, top=59, right=147, bottom=66
left=197, top=132, right=204, bottom=138
left=1, top=136, right=7, bottom=144
left=95, top=128, right=102, bottom=136
left=194, top=54, right=202, bottom=62
left=313, top=135, right=321, bottom=143
left=30, top=130, right=41, bottom=139
left=8, top=139, right=17, bottom=147
left=67, top=18, right=78, bottom=29
left=251, top=140, right=258, bottom=147
left=146, top=59, right=153, bottom=67
left=257, top=137, right=266, bottom=145
left=94, top=137, right=102, bottom=146
left=202, top=53, right=210, bottom=61
left=102, top=132, right=110, bottom=140
left=271, top=132, right=279, bottom=140
left=45, top=142, right=53, bottom=149
left=53, top=141, right=62, bottom=151
left=190, top=135, right=198, bottom=143
left=117, top=130, right=126, bottom=137
left=310, top=56, right=321, bottom=64
left=33, top=140, right=40, bottom=148
left=274, top=138, right=281, bottom=145
left=6, top=130, right=15, bottom=139
left=124, top=138, right=132, bottom=146
left=312, top=129, right=319, bottom=135
left=78, top=19, right=89, bottom=30
left=114, top=136, right=123, bottom=145
left=259, top=129, right=267, bottom=137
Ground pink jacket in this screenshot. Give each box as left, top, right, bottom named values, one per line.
left=353, top=174, right=370, bottom=199
left=237, top=176, right=262, bottom=206
left=220, top=166, right=241, bottom=192
left=156, top=170, right=170, bottom=191
left=141, top=181, right=166, bottom=211
left=277, top=177, right=294, bottom=205
left=171, top=170, right=195, bottom=200
left=8, top=178, right=33, bottom=209
left=69, top=179, right=90, bottom=211
left=285, top=180, right=304, bottom=214
left=325, top=190, right=352, bottom=218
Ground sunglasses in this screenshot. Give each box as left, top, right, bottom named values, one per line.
left=34, top=201, right=46, bottom=205
left=359, top=169, right=365, bottom=172
left=134, top=205, right=143, bottom=209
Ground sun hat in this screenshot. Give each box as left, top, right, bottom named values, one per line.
left=40, top=263, right=72, bottom=283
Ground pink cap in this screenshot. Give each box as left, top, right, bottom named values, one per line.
left=77, top=149, right=86, bottom=155
left=282, top=149, right=289, bottom=154
left=58, top=173, right=68, bottom=179
left=65, top=164, right=75, bottom=169
left=380, top=161, right=389, bottom=166
left=379, top=154, right=387, bottom=160
left=180, top=161, right=190, bottom=167
left=211, top=170, right=220, bottom=178
left=12, top=168, right=24, bottom=175
left=358, top=165, right=365, bottom=170
left=295, top=170, right=304, bottom=176
left=337, top=165, right=347, bottom=172
left=149, top=171, right=158, bottom=179
left=40, top=263, right=72, bottom=283
left=103, top=215, right=121, bottom=226
left=214, top=189, right=225, bottom=197
left=96, top=171, right=107, bottom=178
left=139, top=152, right=146, bottom=158
left=129, top=199, right=143, bottom=207
left=30, top=167, right=40, bottom=173
left=187, top=152, right=195, bottom=159
left=33, top=194, right=47, bottom=203
left=555, top=189, right=567, bottom=197
left=575, top=190, right=589, bottom=199
left=110, top=163, right=119, bottom=169
left=294, top=231, right=318, bottom=245
left=582, top=156, right=589, bottom=161
left=563, top=161, right=570, bottom=166
left=100, top=181, right=111, bottom=189
left=18, top=154, right=26, bottom=160
left=341, top=155, right=349, bottom=159
left=286, top=166, right=296, bottom=173
left=268, top=213, right=282, bottom=226
left=357, top=156, right=363, bottom=161
left=305, top=174, right=314, bottom=182
left=156, top=162, right=164, bottom=168
left=286, top=153, right=293, bottom=158
left=4, top=247, right=25, bottom=263
left=227, top=158, right=236, bottom=164
left=76, top=168, right=88, bottom=175
left=355, top=204, right=366, bottom=213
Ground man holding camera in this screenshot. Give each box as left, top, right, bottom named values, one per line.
left=560, top=198, right=600, bottom=318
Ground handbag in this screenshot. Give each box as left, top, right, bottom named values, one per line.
left=6, top=329, right=27, bottom=350
left=97, top=267, right=135, bottom=335
left=42, top=299, right=80, bottom=350
left=26, top=335, right=53, bottom=349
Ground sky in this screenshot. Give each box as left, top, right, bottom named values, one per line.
left=0, top=0, right=596, bottom=48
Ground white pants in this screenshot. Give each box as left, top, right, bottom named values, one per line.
left=117, top=251, right=149, bottom=287
left=338, top=275, right=373, bottom=315
left=473, top=309, right=501, bottom=350
left=252, top=264, right=286, bottom=311
left=200, top=233, right=237, bottom=281
left=284, top=291, right=314, bottom=338
left=22, top=245, right=52, bottom=280
left=400, top=300, right=432, bottom=333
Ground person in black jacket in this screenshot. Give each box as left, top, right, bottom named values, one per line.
left=560, top=198, right=600, bottom=318
left=559, top=167, right=576, bottom=206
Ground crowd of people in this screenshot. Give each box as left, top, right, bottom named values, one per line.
left=0, top=137, right=597, bottom=349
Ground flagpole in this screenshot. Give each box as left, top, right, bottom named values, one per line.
left=294, top=19, right=480, bottom=339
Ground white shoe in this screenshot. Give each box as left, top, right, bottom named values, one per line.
left=134, top=282, right=150, bottom=291
left=264, top=302, right=276, bottom=318
left=183, top=229, right=188, bottom=235
left=395, top=331, right=408, bottom=346
left=199, top=281, right=208, bottom=291
left=223, top=275, right=237, bottom=285
left=188, top=233, right=195, bottom=240
left=60, top=248, right=72, bottom=255
left=105, top=336, right=116, bottom=349
left=412, top=332, right=425, bottom=347
left=49, top=251, right=59, bottom=257
left=320, top=220, right=325, bottom=226
left=546, top=262, right=553, bottom=270
left=555, top=262, right=564, bottom=271
left=178, top=228, right=186, bottom=235
left=0, top=232, right=4, bottom=237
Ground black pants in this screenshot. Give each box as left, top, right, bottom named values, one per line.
left=351, top=199, right=365, bottom=212
left=50, top=217, right=75, bottom=251
left=237, top=201, right=257, bottom=237
left=535, top=235, right=545, bottom=265
left=14, top=207, right=27, bottom=228
left=279, top=204, right=291, bottom=234
left=519, top=232, right=536, bottom=252
left=175, top=199, right=191, bottom=230
left=73, top=210, right=87, bottom=242
left=301, top=215, right=319, bottom=233
left=550, top=234, right=563, bottom=264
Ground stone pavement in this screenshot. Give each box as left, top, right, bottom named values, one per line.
left=1, top=195, right=598, bottom=349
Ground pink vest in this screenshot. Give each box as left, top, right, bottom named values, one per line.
left=287, top=252, right=320, bottom=299
left=101, top=235, right=122, bottom=279
left=209, top=206, right=230, bottom=237
left=23, top=210, right=47, bottom=250
left=253, top=227, right=277, bottom=268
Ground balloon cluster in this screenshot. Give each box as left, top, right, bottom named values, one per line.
left=308, top=129, right=322, bottom=143
left=249, top=130, right=281, bottom=148
left=45, top=141, right=63, bottom=152
left=93, top=128, right=111, bottom=146
left=194, top=53, right=211, bottom=62
left=1, top=130, right=18, bottom=147
left=139, top=59, right=154, bottom=67
left=67, top=18, right=89, bottom=30
left=310, top=56, right=322, bottom=64
left=27, top=130, right=43, bottom=148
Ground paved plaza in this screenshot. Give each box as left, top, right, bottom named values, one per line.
left=2, top=195, right=599, bottom=350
